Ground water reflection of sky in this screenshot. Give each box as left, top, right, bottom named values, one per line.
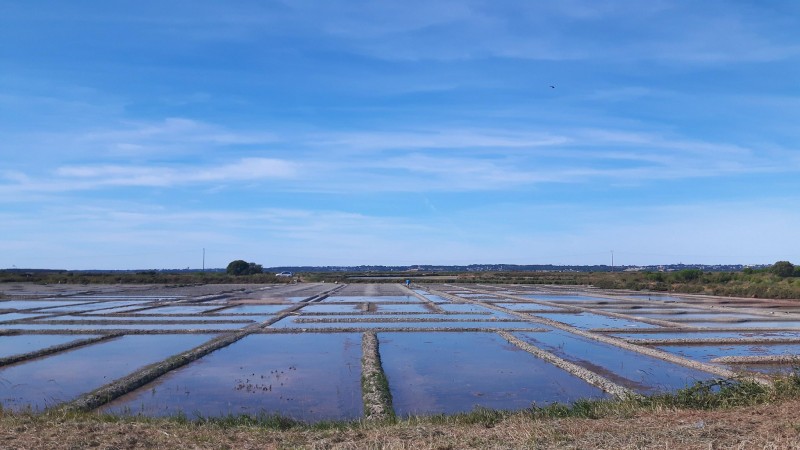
left=100, top=333, right=363, bottom=422
left=535, top=312, right=658, bottom=329
left=379, top=332, right=609, bottom=416
left=0, top=334, right=215, bottom=412
left=514, top=331, right=713, bottom=394
left=0, top=334, right=101, bottom=359
left=657, top=343, right=800, bottom=362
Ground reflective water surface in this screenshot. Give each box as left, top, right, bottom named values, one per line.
left=100, top=333, right=363, bottom=422
left=379, top=332, right=609, bottom=416
left=0, top=334, right=101, bottom=359
left=513, top=331, right=713, bottom=394
left=0, top=334, right=215, bottom=411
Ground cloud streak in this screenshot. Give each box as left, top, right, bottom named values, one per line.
left=1, top=121, right=796, bottom=197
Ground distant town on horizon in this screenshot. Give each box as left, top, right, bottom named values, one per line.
left=2, top=263, right=770, bottom=274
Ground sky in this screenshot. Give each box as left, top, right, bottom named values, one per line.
left=1, top=1, right=799, bottom=270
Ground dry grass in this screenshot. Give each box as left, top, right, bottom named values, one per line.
left=2, top=398, right=799, bottom=449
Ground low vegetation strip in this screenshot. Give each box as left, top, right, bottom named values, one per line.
left=498, top=331, right=638, bottom=400
left=360, top=331, right=394, bottom=420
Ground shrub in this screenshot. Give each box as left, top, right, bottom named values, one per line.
left=226, top=260, right=263, bottom=276
left=770, top=261, right=795, bottom=278
left=674, top=269, right=702, bottom=282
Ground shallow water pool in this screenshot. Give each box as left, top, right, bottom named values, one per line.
left=513, top=331, right=714, bottom=394
left=0, top=334, right=215, bottom=411
left=379, top=332, right=609, bottom=416
left=100, top=333, right=363, bottom=422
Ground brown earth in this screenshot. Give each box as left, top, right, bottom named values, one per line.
left=2, top=399, right=799, bottom=449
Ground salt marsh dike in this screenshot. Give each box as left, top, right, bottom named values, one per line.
left=2, top=281, right=800, bottom=448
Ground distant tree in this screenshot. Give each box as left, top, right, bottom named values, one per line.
left=227, top=260, right=251, bottom=276
left=646, top=272, right=665, bottom=282
left=674, top=269, right=702, bottom=282
left=770, top=261, right=795, bottom=277
left=248, top=262, right=263, bottom=274
left=225, top=260, right=264, bottom=275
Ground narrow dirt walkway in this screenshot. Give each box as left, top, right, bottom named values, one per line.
left=2, top=399, right=799, bottom=449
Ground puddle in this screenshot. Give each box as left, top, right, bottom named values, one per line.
left=438, top=304, right=495, bottom=314
left=521, top=295, right=609, bottom=303
left=2, top=322, right=254, bottom=331
left=598, top=305, right=691, bottom=311
left=0, top=334, right=215, bottom=411
left=0, top=300, right=93, bottom=311
left=135, top=305, right=222, bottom=315
left=613, top=330, right=800, bottom=341
left=296, top=314, right=498, bottom=321
left=0, top=313, right=47, bottom=322
left=100, top=333, right=362, bottom=422
left=323, top=296, right=421, bottom=303
left=413, top=293, right=449, bottom=303
left=212, top=305, right=289, bottom=314
left=299, top=304, right=362, bottom=313
left=379, top=332, right=609, bottom=416
left=493, top=303, right=567, bottom=312
left=535, top=313, right=658, bottom=329
left=616, top=309, right=708, bottom=315
left=87, top=305, right=153, bottom=314
left=62, top=296, right=183, bottom=301
left=0, top=334, right=102, bottom=359
left=454, top=294, right=498, bottom=299
left=631, top=313, right=767, bottom=321
left=37, top=315, right=266, bottom=323
left=678, top=321, right=800, bottom=329
left=269, top=317, right=541, bottom=330
left=513, top=331, right=713, bottom=394
left=376, top=304, right=432, bottom=313
left=656, top=343, right=800, bottom=363
left=628, top=295, right=688, bottom=302
left=39, top=301, right=148, bottom=314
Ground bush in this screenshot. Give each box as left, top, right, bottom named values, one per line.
left=226, top=260, right=263, bottom=276
left=770, top=261, right=795, bottom=278
left=674, top=269, right=703, bottom=282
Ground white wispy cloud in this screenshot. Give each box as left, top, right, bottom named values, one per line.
left=0, top=158, right=298, bottom=195
left=56, top=157, right=298, bottom=186
left=311, top=129, right=571, bottom=152
left=1, top=121, right=795, bottom=198
left=279, top=1, right=800, bottom=64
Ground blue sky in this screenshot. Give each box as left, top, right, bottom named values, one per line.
left=1, top=1, right=799, bottom=269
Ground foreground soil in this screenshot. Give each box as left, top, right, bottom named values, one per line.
left=2, top=399, right=800, bottom=450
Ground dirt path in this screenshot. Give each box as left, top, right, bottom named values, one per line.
left=2, top=399, right=799, bottom=449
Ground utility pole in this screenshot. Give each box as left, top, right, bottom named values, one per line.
left=611, top=250, right=614, bottom=271
left=202, top=248, right=205, bottom=272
